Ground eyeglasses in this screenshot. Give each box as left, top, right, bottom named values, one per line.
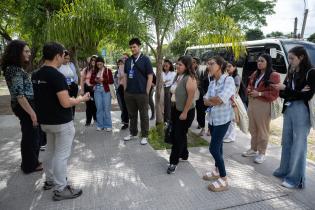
left=208, top=62, right=216, bottom=66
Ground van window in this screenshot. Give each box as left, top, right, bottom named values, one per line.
left=282, top=41, right=315, bottom=66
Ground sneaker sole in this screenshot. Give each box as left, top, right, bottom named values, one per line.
left=242, top=153, right=257, bottom=157
left=53, top=191, right=83, bottom=201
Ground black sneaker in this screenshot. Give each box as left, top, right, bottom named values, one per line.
left=121, top=124, right=128, bottom=130
left=167, top=164, right=177, bottom=174
left=40, top=145, right=46, bottom=151
left=43, top=181, right=55, bottom=190
left=53, top=185, right=82, bottom=201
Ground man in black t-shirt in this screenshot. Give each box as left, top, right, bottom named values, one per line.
left=123, top=38, right=154, bottom=145
left=32, top=42, right=90, bottom=201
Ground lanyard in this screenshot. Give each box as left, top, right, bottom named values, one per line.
left=131, top=54, right=141, bottom=70
left=254, top=73, right=264, bottom=88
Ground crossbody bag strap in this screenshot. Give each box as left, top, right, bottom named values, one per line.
left=132, top=55, right=147, bottom=79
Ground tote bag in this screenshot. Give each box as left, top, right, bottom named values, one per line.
left=271, top=97, right=283, bottom=120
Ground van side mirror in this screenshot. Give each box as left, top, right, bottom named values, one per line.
left=270, top=48, right=277, bottom=58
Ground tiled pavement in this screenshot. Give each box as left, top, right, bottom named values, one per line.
left=0, top=112, right=314, bottom=210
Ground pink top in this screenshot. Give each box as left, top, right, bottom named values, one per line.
left=81, top=68, right=93, bottom=86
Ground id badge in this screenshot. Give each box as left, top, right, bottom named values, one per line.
left=128, top=68, right=134, bottom=79
left=66, top=77, right=72, bottom=85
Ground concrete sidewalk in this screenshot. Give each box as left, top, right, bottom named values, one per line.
left=0, top=112, right=314, bottom=210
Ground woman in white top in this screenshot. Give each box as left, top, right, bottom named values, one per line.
left=58, top=50, right=78, bottom=117
left=162, top=59, right=176, bottom=123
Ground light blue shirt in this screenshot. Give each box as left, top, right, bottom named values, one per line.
left=205, top=74, right=236, bottom=126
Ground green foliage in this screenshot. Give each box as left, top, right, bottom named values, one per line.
left=0, top=0, right=21, bottom=41
left=193, top=14, right=246, bottom=58
left=148, top=125, right=209, bottom=150
left=307, top=33, right=315, bottom=43
left=169, top=27, right=198, bottom=57
left=193, top=0, right=276, bottom=28
left=48, top=0, right=116, bottom=54
left=245, top=28, right=265, bottom=41
left=266, top=31, right=284, bottom=38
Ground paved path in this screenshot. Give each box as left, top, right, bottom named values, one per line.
left=0, top=112, right=314, bottom=210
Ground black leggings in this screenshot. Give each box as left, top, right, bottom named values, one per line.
left=169, top=107, right=195, bottom=165
left=84, top=84, right=97, bottom=125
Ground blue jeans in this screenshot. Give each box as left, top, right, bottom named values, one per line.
left=209, top=121, right=231, bottom=177
left=94, top=85, right=112, bottom=129
left=273, top=101, right=311, bottom=188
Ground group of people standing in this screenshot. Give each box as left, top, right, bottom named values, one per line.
left=1, top=36, right=314, bottom=201
left=162, top=47, right=314, bottom=193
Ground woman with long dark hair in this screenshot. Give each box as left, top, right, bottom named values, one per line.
left=2, top=40, right=42, bottom=174
left=162, top=59, right=176, bottom=123
left=272, top=46, right=315, bottom=189
left=167, top=55, right=197, bottom=174
left=91, top=57, right=114, bottom=131
left=202, top=56, right=235, bottom=192
left=80, top=55, right=97, bottom=126
left=242, top=54, right=280, bottom=164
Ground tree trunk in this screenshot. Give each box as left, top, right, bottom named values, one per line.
left=155, top=44, right=164, bottom=125
left=69, top=46, right=81, bottom=82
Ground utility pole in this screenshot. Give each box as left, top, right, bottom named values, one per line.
left=294, top=17, right=298, bottom=38
left=301, top=9, right=309, bottom=39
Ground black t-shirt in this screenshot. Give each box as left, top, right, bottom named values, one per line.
left=32, top=66, right=72, bottom=125
left=124, top=54, right=154, bottom=94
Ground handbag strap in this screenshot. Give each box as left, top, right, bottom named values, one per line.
left=306, top=68, right=315, bottom=81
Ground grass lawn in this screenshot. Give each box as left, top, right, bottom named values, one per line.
left=148, top=124, right=208, bottom=150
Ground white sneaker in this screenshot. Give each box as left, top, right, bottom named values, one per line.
left=223, top=138, right=235, bottom=143
left=124, top=134, right=137, bottom=141
left=242, top=149, right=258, bottom=157
left=254, top=154, right=265, bottom=164
left=96, top=127, right=102, bottom=131
left=105, top=128, right=112, bottom=132
left=281, top=181, right=295, bottom=189
left=140, top=137, right=148, bottom=145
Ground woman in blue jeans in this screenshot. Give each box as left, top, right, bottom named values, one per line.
left=271, top=46, right=315, bottom=189
left=91, top=57, right=114, bottom=131
left=203, top=56, right=235, bottom=192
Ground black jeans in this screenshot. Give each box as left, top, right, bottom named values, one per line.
left=84, top=84, right=97, bottom=125
left=12, top=103, right=40, bottom=173
left=68, top=82, right=79, bottom=117
left=169, top=107, right=195, bottom=165
left=118, top=85, right=129, bottom=124
left=209, top=121, right=230, bottom=177
left=196, top=97, right=206, bottom=128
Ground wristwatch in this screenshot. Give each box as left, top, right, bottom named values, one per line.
left=258, top=92, right=262, bottom=97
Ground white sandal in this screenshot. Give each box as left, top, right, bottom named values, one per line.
left=208, top=178, right=229, bottom=192
left=202, top=170, right=220, bottom=181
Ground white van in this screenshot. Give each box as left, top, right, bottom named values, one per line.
left=185, top=38, right=315, bottom=78
left=185, top=38, right=315, bottom=104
